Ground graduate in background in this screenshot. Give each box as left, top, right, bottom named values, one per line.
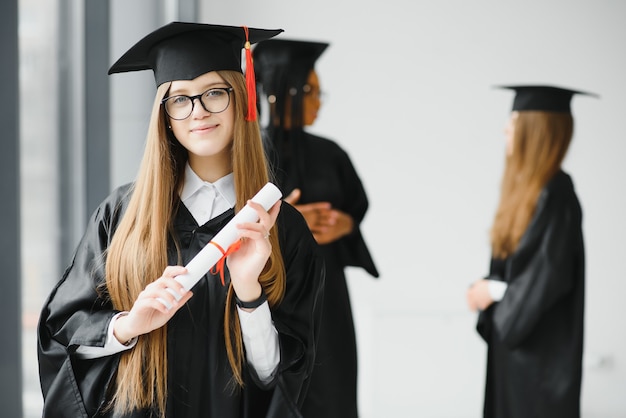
left=37, top=22, right=325, bottom=418
left=467, top=85, right=595, bottom=418
left=253, top=39, right=379, bottom=418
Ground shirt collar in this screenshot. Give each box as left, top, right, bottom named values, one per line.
left=180, top=163, right=236, bottom=207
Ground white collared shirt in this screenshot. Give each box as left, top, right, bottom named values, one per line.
left=76, top=164, right=280, bottom=383
left=180, top=164, right=236, bottom=225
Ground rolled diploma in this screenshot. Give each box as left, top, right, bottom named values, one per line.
left=174, top=182, right=282, bottom=291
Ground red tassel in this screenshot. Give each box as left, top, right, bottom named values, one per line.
left=209, top=240, right=242, bottom=286
left=243, top=26, right=257, bottom=121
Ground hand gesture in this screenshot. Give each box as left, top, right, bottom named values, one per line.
left=284, top=188, right=353, bottom=245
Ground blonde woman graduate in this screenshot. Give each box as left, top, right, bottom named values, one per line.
left=37, top=22, right=325, bottom=418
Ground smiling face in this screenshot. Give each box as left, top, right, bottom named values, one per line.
left=168, top=71, right=235, bottom=181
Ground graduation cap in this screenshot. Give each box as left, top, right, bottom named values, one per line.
left=253, top=39, right=329, bottom=87
left=499, top=85, right=598, bottom=113
left=108, top=22, right=283, bottom=120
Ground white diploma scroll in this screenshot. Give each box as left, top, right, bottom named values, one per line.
left=175, top=182, right=282, bottom=291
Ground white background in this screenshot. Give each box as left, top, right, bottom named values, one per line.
left=110, top=1, right=626, bottom=416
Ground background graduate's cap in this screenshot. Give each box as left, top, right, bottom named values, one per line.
left=253, top=39, right=329, bottom=87
left=499, top=85, right=599, bottom=113
left=253, top=39, right=328, bottom=71
left=108, top=22, right=283, bottom=120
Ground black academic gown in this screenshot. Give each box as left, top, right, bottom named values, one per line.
left=476, top=170, right=585, bottom=418
left=265, top=130, right=379, bottom=418
left=37, top=184, right=325, bottom=418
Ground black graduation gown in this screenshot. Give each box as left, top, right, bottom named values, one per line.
left=476, top=170, right=585, bottom=418
left=265, top=130, right=379, bottom=418
left=37, top=183, right=325, bottom=418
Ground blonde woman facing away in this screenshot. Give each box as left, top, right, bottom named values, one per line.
left=467, top=85, right=596, bottom=418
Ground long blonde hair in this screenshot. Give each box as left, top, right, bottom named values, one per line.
left=490, top=111, right=573, bottom=258
left=104, top=70, right=286, bottom=416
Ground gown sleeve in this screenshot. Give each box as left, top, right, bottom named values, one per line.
left=335, top=147, right=368, bottom=224
left=37, top=187, right=130, bottom=418
left=327, top=142, right=379, bottom=278
left=264, top=203, right=326, bottom=417
left=489, top=191, right=581, bottom=349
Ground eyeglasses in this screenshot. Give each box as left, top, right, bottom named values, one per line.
left=161, top=87, right=234, bottom=120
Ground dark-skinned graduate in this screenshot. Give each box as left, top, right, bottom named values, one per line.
left=37, top=22, right=325, bottom=418
left=253, top=39, right=379, bottom=418
left=467, top=85, right=598, bottom=418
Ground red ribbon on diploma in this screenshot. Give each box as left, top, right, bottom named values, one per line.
left=209, top=240, right=242, bottom=286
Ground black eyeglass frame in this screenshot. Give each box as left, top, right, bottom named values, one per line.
left=161, top=87, right=234, bottom=120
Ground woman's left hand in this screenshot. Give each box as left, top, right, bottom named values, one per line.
left=227, top=200, right=281, bottom=302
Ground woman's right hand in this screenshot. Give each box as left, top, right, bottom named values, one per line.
left=113, top=266, right=193, bottom=344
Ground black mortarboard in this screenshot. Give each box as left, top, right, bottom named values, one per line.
left=109, top=22, right=283, bottom=120
left=253, top=39, right=329, bottom=82
left=109, top=22, right=283, bottom=85
left=499, top=85, right=598, bottom=113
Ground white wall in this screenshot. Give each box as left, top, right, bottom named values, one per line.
left=110, top=0, right=163, bottom=187
left=196, top=1, right=625, bottom=417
